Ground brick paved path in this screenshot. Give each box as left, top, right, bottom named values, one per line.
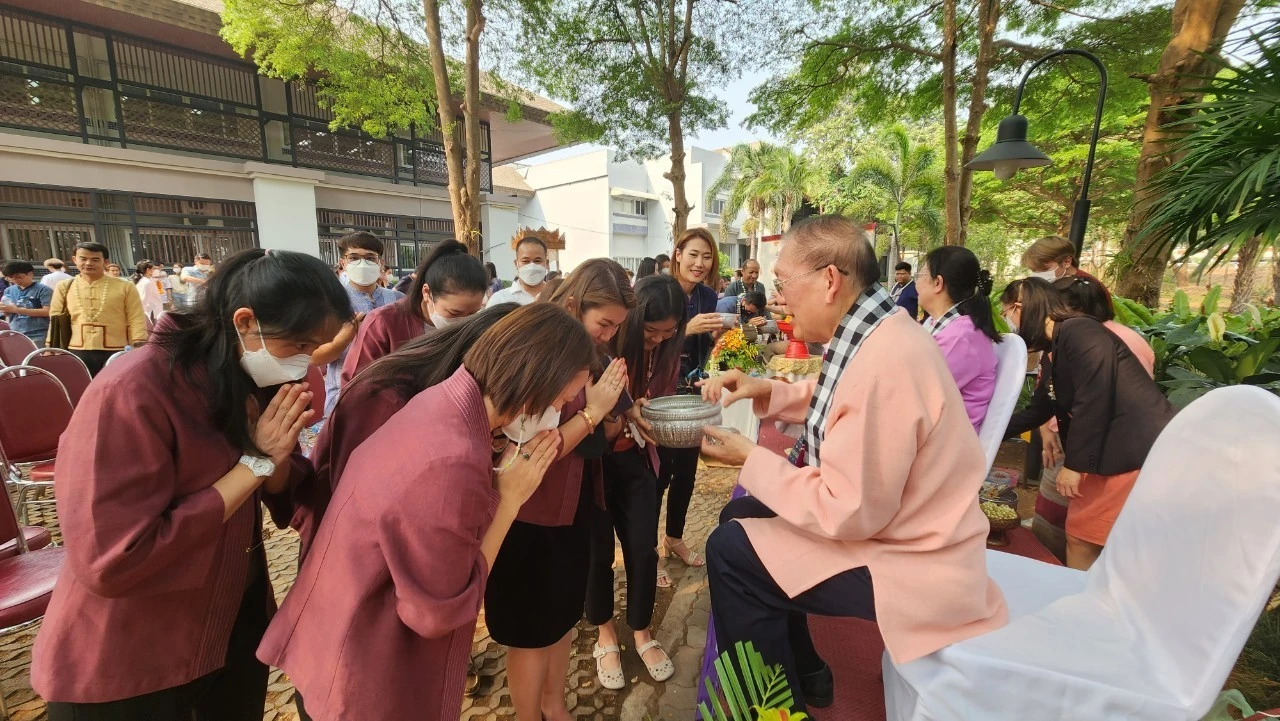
left=0, top=467, right=738, bottom=721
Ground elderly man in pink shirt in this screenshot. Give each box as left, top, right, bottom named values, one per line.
left=700, top=215, right=1008, bottom=713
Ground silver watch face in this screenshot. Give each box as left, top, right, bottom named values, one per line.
left=242, top=456, right=273, bottom=477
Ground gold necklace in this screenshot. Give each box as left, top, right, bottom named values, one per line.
left=73, top=277, right=108, bottom=323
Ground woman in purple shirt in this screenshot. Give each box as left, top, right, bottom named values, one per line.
left=915, top=246, right=1002, bottom=432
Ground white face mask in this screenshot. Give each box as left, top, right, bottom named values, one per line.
left=660, top=267, right=671, bottom=275
left=237, top=320, right=311, bottom=388
left=517, top=263, right=549, bottom=287
left=1003, top=314, right=1019, bottom=333
left=196, top=263, right=211, bottom=273
left=346, top=259, right=382, bottom=287
left=1028, top=266, right=1060, bottom=282
left=151, top=270, right=165, bottom=279
left=430, top=311, right=455, bottom=329
left=501, top=405, right=561, bottom=443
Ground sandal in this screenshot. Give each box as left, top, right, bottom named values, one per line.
left=637, top=639, right=675, bottom=682
left=662, top=536, right=705, bottom=567
left=465, top=657, right=480, bottom=696
left=593, top=643, right=626, bottom=690
left=656, top=566, right=673, bottom=589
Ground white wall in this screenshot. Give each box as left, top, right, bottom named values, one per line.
left=481, top=200, right=522, bottom=280
left=521, top=176, right=610, bottom=272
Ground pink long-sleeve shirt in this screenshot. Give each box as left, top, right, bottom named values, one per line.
left=259, top=366, right=499, bottom=721
left=933, top=315, right=999, bottom=432
left=737, top=311, right=1008, bottom=664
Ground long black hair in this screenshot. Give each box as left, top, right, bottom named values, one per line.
left=923, top=245, right=1001, bottom=343
left=1054, top=275, right=1113, bottom=322
left=131, top=260, right=157, bottom=283
left=152, top=249, right=352, bottom=455
left=353, top=302, right=520, bottom=401
left=637, top=257, right=657, bottom=279
left=406, top=240, right=488, bottom=321
left=1017, top=277, right=1082, bottom=352
left=613, top=275, right=688, bottom=399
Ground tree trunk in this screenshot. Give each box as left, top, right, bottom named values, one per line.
left=1272, top=251, right=1280, bottom=306
left=1229, top=236, right=1262, bottom=313
left=665, top=110, right=690, bottom=238
left=887, top=205, right=903, bottom=275
left=956, top=0, right=1001, bottom=246
left=421, top=0, right=473, bottom=250
left=1114, top=0, right=1246, bottom=306
left=459, top=0, right=485, bottom=254
left=940, top=0, right=961, bottom=246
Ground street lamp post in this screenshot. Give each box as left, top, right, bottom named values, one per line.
left=967, top=48, right=1109, bottom=260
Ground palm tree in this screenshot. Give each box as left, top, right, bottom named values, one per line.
left=755, top=146, right=823, bottom=236
left=707, top=142, right=779, bottom=260
left=850, top=125, right=944, bottom=272
left=1138, top=20, right=1280, bottom=311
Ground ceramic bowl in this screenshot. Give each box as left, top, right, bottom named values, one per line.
left=640, top=396, right=723, bottom=448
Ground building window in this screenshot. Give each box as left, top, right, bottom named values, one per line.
left=0, top=182, right=257, bottom=270
left=633, top=200, right=647, bottom=216
left=317, top=208, right=457, bottom=272
left=709, top=198, right=727, bottom=216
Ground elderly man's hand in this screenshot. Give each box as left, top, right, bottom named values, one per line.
left=698, top=369, right=772, bottom=406
left=700, top=425, right=755, bottom=466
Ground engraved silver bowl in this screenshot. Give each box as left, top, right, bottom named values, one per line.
left=640, top=396, right=723, bottom=448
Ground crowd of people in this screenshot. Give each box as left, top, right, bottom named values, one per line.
left=17, top=216, right=1178, bottom=720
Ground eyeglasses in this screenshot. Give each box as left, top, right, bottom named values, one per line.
left=773, top=265, right=847, bottom=296
left=343, top=253, right=381, bottom=263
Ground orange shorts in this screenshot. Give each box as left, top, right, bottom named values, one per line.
left=1065, top=469, right=1140, bottom=546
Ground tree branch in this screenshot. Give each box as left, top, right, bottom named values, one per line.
left=805, top=38, right=942, bottom=61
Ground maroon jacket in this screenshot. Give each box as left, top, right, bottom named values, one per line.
left=259, top=367, right=499, bottom=721
left=31, top=343, right=309, bottom=703
left=340, top=298, right=431, bottom=385
left=515, top=388, right=606, bottom=527
left=293, top=381, right=406, bottom=562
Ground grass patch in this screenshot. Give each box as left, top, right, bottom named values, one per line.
left=1227, top=608, right=1280, bottom=711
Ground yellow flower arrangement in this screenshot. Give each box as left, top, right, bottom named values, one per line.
left=708, top=327, right=763, bottom=374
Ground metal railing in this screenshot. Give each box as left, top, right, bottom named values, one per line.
left=0, top=4, right=492, bottom=191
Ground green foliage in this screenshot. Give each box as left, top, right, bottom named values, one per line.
left=1137, top=18, right=1280, bottom=275
left=518, top=0, right=767, bottom=160
left=707, top=142, right=782, bottom=244
left=718, top=251, right=732, bottom=279
left=696, top=641, right=806, bottom=721
left=1118, top=285, right=1280, bottom=407
left=843, top=124, right=943, bottom=254
left=1227, top=608, right=1280, bottom=713
left=221, top=0, right=442, bottom=137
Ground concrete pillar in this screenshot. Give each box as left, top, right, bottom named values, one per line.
left=247, top=164, right=324, bottom=257
left=481, top=200, right=521, bottom=283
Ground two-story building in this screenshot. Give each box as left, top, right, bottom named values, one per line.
left=0, top=0, right=564, bottom=275
left=494, top=146, right=753, bottom=273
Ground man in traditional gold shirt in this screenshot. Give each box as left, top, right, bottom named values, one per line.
left=47, top=242, right=148, bottom=376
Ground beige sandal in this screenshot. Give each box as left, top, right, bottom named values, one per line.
left=637, top=639, right=675, bottom=682
left=662, top=536, right=705, bottom=567
left=657, top=566, right=672, bottom=589
left=593, top=643, right=626, bottom=690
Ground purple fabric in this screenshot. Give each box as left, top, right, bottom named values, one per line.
left=696, top=482, right=752, bottom=708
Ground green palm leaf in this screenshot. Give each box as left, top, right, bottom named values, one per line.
left=695, top=641, right=801, bottom=721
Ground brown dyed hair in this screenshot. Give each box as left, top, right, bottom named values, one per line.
left=672, top=228, right=720, bottom=285
left=1016, top=277, right=1083, bottom=352
left=1021, top=235, right=1075, bottom=271
left=547, top=258, right=637, bottom=320
left=463, top=303, right=597, bottom=417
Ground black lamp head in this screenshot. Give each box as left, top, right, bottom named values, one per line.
left=967, top=114, right=1052, bottom=177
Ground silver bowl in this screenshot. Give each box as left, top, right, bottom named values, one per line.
left=640, top=396, right=723, bottom=448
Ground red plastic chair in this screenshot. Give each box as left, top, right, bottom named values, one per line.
left=0, top=331, right=37, bottom=367
left=0, top=366, right=73, bottom=525
left=23, top=348, right=92, bottom=408
left=0, top=486, right=63, bottom=720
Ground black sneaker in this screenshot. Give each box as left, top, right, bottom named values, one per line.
left=799, top=664, right=834, bottom=708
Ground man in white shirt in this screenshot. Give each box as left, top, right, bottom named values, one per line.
left=487, top=236, right=549, bottom=306
left=41, top=259, right=71, bottom=289
left=179, top=253, right=214, bottom=307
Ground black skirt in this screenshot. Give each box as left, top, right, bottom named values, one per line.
left=484, top=476, right=594, bottom=649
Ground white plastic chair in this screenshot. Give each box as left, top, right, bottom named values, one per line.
left=883, top=385, right=1280, bottom=721
left=976, top=332, right=1027, bottom=472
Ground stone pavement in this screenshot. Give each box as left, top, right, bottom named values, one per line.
left=0, top=466, right=740, bottom=721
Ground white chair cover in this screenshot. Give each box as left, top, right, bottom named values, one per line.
left=884, top=385, right=1280, bottom=721
left=977, top=332, right=1028, bottom=472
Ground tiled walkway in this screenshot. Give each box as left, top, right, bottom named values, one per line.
left=0, top=467, right=739, bottom=721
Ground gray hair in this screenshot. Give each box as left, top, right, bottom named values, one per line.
left=782, top=215, right=879, bottom=290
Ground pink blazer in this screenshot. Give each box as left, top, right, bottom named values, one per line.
left=738, top=311, right=1008, bottom=664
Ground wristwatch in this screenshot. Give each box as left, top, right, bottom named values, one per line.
left=238, top=454, right=276, bottom=479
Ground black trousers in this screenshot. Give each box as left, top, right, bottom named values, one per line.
left=585, top=448, right=660, bottom=630
left=70, top=349, right=113, bottom=377
left=46, top=572, right=270, bottom=721
left=706, top=496, right=876, bottom=713
left=655, top=445, right=699, bottom=540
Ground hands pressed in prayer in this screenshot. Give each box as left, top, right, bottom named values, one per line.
left=700, top=425, right=756, bottom=466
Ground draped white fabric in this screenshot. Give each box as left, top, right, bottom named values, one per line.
left=884, top=385, right=1280, bottom=721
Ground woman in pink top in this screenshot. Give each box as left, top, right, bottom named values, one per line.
left=916, top=246, right=1002, bottom=432
left=258, top=304, right=598, bottom=721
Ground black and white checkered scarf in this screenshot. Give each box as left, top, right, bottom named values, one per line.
left=923, top=302, right=962, bottom=337
left=793, top=285, right=898, bottom=467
